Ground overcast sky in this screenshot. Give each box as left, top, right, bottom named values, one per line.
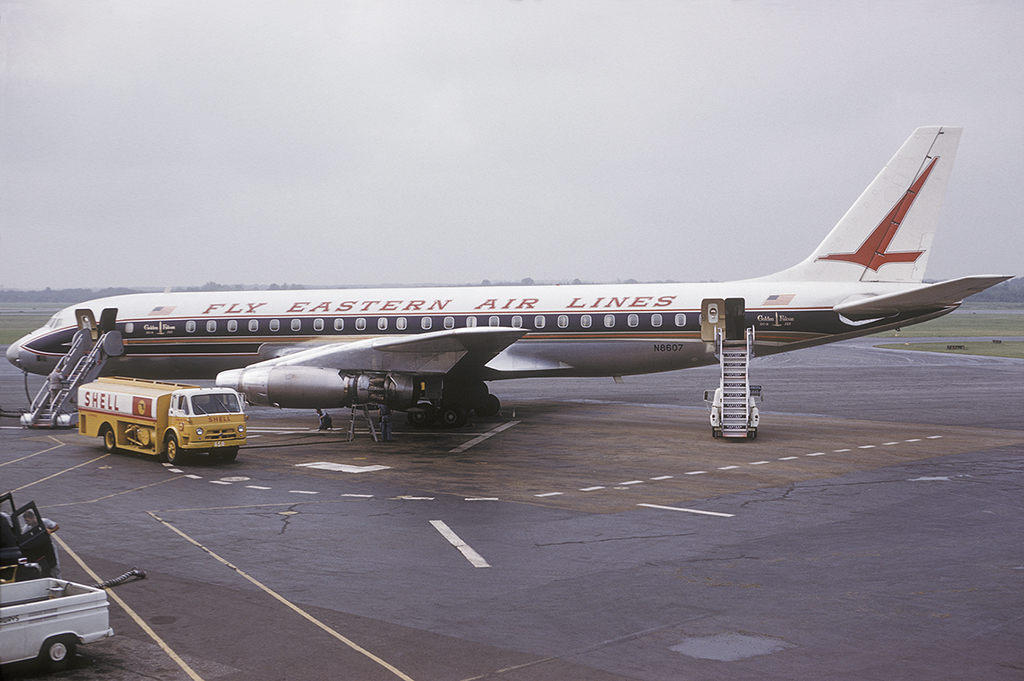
left=1, top=0, right=1021, bottom=291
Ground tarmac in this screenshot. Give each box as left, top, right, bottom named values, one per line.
left=1, top=337, right=1023, bottom=680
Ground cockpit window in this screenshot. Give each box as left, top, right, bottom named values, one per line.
left=190, top=393, right=242, bottom=415
left=45, top=313, right=64, bottom=330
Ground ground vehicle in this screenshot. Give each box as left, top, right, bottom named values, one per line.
left=0, top=578, right=113, bottom=672
left=78, top=377, right=246, bottom=463
left=1, top=493, right=58, bottom=582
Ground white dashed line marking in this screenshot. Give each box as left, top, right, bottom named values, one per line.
left=395, top=496, right=434, bottom=501
left=638, top=504, right=734, bottom=518
left=535, top=492, right=563, bottom=498
left=185, top=474, right=203, bottom=479
left=750, top=461, right=769, bottom=465
left=858, top=445, right=876, bottom=449
left=580, top=486, right=605, bottom=492
left=341, top=493, right=374, bottom=498
left=718, top=465, right=740, bottom=470
left=296, top=462, right=391, bottom=473
left=906, top=438, right=922, bottom=442
left=246, top=485, right=271, bottom=490
left=430, top=520, right=490, bottom=568
left=289, top=490, right=318, bottom=495
left=685, top=471, right=707, bottom=475
left=927, top=435, right=943, bottom=439
left=465, top=497, right=499, bottom=502
left=210, top=480, right=232, bottom=485
left=779, top=456, right=799, bottom=461
left=650, top=475, right=674, bottom=480
left=882, top=442, right=900, bottom=446
left=619, top=480, right=644, bottom=485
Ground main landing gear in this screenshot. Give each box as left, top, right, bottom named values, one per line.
left=407, top=381, right=500, bottom=429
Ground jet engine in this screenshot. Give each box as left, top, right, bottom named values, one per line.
left=217, top=365, right=420, bottom=411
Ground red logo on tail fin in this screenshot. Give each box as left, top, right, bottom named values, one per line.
left=817, top=156, right=938, bottom=271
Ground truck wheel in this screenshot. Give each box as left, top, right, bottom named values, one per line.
left=100, top=425, right=117, bottom=453
left=163, top=435, right=183, bottom=465
left=219, top=447, right=239, bottom=462
left=39, top=635, right=77, bottom=672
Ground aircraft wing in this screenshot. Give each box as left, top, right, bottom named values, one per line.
left=248, top=326, right=529, bottom=374
left=833, top=275, right=1013, bottom=320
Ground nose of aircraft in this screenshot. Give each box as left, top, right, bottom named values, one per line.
left=6, top=337, right=27, bottom=370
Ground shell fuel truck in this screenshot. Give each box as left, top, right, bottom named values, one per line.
left=78, top=377, right=247, bottom=464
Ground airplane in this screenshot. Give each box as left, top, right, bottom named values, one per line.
left=7, top=126, right=1011, bottom=427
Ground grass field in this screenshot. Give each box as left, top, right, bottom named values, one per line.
left=876, top=340, right=1024, bottom=359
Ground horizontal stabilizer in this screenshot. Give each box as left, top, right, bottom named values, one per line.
left=833, top=275, right=1012, bottom=319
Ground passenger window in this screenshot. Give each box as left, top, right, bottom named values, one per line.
left=227, top=319, right=238, bottom=333
left=421, top=317, right=432, bottom=330
left=313, top=318, right=324, bottom=331
left=378, top=317, right=388, bottom=331
left=511, top=316, right=523, bottom=328
left=249, top=319, right=259, bottom=332
left=269, top=319, right=280, bottom=332
left=675, top=313, right=687, bottom=327
left=396, top=317, right=407, bottom=330
left=466, top=316, right=477, bottom=328
left=334, top=318, right=344, bottom=331
left=444, top=316, right=455, bottom=329
left=604, top=314, right=615, bottom=328
left=557, top=315, right=568, bottom=329
left=534, top=315, right=546, bottom=329
left=356, top=318, right=367, bottom=331
left=291, top=319, right=302, bottom=332
left=124, top=322, right=134, bottom=334
left=186, top=321, right=196, bottom=333
left=489, top=316, right=500, bottom=327
left=651, top=313, right=662, bottom=328
left=627, top=314, right=638, bottom=328
left=206, top=320, right=217, bottom=333
left=581, top=315, right=592, bottom=329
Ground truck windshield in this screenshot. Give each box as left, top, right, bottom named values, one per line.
left=190, top=393, right=242, bottom=415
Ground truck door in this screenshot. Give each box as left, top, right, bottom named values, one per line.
left=10, top=501, right=59, bottom=578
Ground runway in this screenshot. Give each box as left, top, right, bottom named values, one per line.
left=2, top=338, right=1023, bottom=680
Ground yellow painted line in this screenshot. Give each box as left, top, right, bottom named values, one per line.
left=147, top=511, right=415, bottom=681
left=43, top=476, right=185, bottom=507
left=9, top=449, right=111, bottom=493
left=52, top=533, right=206, bottom=681
left=0, top=436, right=67, bottom=467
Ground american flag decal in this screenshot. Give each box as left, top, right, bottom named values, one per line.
left=148, top=306, right=177, bottom=316
left=762, top=294, right=795, bottom=306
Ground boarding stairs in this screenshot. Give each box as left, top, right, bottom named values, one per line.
left=22, top=327, right=124, bottom=429
left=716, top=326, right=759, bottom=439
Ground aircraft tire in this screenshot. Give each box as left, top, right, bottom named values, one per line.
left=474, top=394, right=501, bottom=418
left=438, top=405, right=468, bottom=428
left=407, top=403, right=436, bottom=427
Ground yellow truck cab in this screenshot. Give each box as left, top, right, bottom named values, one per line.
left=78, top=377, right=247, bottom=464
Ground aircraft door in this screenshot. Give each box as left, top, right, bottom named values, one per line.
left=701, top=299, right=725, bottom=342
left=724, top=298, right=746, bottom=341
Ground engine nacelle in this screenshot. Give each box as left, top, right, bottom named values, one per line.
left=216, top=365, right=419, bottom=411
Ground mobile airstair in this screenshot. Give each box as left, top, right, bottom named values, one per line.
left=702, top=298, right=761, bottom=440
left=21, top=309, right=123, bottom=429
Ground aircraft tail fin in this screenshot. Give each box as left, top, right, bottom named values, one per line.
left=766, top=126, right=961, bottom=283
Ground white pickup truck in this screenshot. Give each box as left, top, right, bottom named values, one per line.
left=0, top=578, right=113, bottom=672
